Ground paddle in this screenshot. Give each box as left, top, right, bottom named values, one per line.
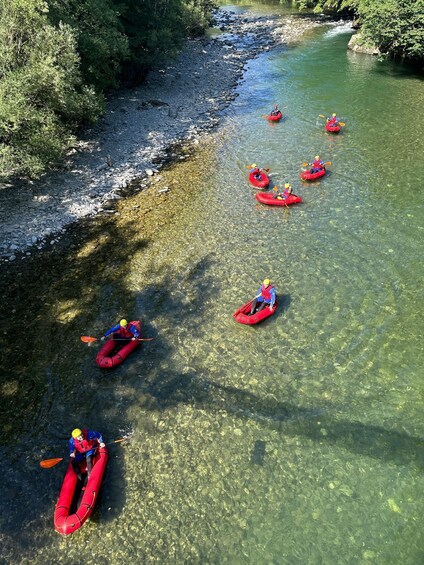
left=81, top=335, right=154, bottom=343
left=246, top=164, right=270, bottom=172
left=301, top=161, right=331, bottom=167
left=39, top=437, right=129, bottom=468
left=273, top=186, right=293, bottom=207
left=319, top=114, right=345, bottom=126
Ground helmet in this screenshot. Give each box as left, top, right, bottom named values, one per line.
left=332, top=113, right=336, bottom=117
left=251, top=163, right=257, bottom=168
left=274, top=104, right=278, bottom=109
left=72, top=428, right=82, bottom=439
left=315, top=155, right=320, bottom=160
left=284, top=183, right=291, bottom=189
left=263, top=279, right=270, bottom=286
left=120, top=319, right=128, bottom=327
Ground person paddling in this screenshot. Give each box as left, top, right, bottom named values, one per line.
left=327, top=113, right=338, bottom=126
left=250, top=279, right=276, bottom=314
left=309, top=155, right=325, bottom=174
left=270, top=104, right=280, bottom=116
left=69, top=428, right=105, bottom=480
left=101, top=319, right=139, bottom=341
left=274, top=182, right=297, bottom=200
left=249, top=164, right=265, bottom=181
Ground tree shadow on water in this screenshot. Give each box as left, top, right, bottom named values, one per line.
left=0, top=213, right=155, bottom=556
left=142, top=369, right=424, bottom=469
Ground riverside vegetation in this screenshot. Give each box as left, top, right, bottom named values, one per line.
left=1, top=0, right=423, bottom=182
left=294, top=0, right=424, bottom=61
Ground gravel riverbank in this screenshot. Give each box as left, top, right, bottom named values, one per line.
left=0, top=8, right=324, bottom=263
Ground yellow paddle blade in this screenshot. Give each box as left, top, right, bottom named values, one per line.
left=319, top=114, right=325, bottom=118
left=40, top=457, right=64, bottom=469
left=339, top=122, right=346, bottom=126
left=301, top=162, right=309, bottom=167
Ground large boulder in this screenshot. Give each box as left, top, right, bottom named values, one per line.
left=348, top=33, right=380, bottom=55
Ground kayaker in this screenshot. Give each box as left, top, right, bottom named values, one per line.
left=327, top=113, right=338, bottom=126
left=274, top=182, right=296, bottom=200
left=249, top=164, right=263, bottom=180
left=253, top=169, right=263, bottom=180
left=250, top=279, right=276, bottom=314
left=69, top=428, right=105, bottom=480
left=270, top=104, right=280, bottom=116
left=101, top=319, right=139, bottom=341
left=310, top=155, right=325, bottom=173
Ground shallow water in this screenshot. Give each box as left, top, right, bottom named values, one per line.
left=1, top=6, right=423, bottom=564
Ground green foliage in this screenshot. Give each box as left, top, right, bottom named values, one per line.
left=0, top=0, right=215, bottom=180
left=359, top=0, right=424, bottom=60
left=114, top=0, right=214, bottom=82
left=0, top=0, right=102, bottom=180
left=47, top=0, right=129, bottom=91
left=293, top=0, right=424, bottom=61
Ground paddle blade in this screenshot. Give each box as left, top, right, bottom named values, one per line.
left=138, top=337, right=154, bottom=341
left=325, top=161, right=332, bottom=166
left=301, top=162, right=309, bottom=167
left=319, top=114, right=325, bottom=118
left=339, top=122, right=346, bottom=126
left=40, top=457, right=64, bottom=469
left=81, top=336, right=97, bottom=343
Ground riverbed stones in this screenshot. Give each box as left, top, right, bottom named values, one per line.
left=0, top=8, right=324, bottom=264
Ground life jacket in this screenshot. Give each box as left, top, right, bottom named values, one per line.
left=261, top=284, right=273, bottom=301
left=328, top=117, right=337, bottom=125
left=117, top=320, right=138, bottom=339
left=73, top=429, right=96, bottom=454
left=312, top=160, right=323, bottom=170
left=282, top=189, right=291, bottom=199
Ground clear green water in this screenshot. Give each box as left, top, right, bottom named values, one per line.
left=1, top=7, right=424, bottom=565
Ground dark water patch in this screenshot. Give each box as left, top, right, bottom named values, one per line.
left=251, top=439, right=266, bottom=465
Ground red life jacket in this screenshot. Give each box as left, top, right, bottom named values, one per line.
left=312, top=160, right=323, bottom=170
left=73, top=429, right=96, bottom=453
left=328, top=117, right=337, bottom=125
left=117, top=320, right=138, bottom=339
left=261, top=284, right=273, bottom=301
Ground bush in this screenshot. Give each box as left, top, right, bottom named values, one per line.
left=0, top=0, right=102, bottom=179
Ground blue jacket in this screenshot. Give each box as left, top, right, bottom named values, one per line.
left=69, top=430, right=103, bottom=456
left=256, top=285, right=276, bottom=307
left=104, top=322, right=139, bottom=338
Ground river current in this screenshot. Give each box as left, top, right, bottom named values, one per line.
left=1, top=3, right=423, bottom=564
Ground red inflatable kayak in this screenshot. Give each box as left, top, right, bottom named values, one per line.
left=255, top=192, right=302, bottom=206
left=54, top=446, right=108, bottom=535
left=265, top=111, right=282, bottom=122
left=249, top=169, right=270, bottom=189
left=325, top=122, right=341, bottom=133
left=233, top=296, right=278, bottom=325
left=301, top=167, right=326, bottom=181
left=96, top=320, right=141, bottom=368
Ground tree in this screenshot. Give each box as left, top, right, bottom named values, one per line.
left=47, top=0, right=129, bottom=91
left=0, top=0, right=101, bottom=179
left=293, top=0, right=424, bottom=62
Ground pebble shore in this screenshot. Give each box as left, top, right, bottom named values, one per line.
left=0, top=8, right=324, bottom=263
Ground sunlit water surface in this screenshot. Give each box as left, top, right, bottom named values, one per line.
left=1, top=5, right=423, bottom=564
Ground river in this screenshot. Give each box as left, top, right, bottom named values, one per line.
left=1, top=3, right=423, bottom=563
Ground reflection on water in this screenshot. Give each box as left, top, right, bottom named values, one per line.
left=1, top=8, right=424, bottom=565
